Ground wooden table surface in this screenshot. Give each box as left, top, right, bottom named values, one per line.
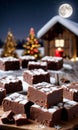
left=0, top=60, right=78, bottom=130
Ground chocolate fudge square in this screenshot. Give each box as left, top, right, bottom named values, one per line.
left=30, top=104, right=62, bottom=127
left=0, top=56, right=20, bottom=71
left=0, top=75, right=23, bottom=94
left=19, top=55, right=36, bottom=68
left=0, top=88, right=6, bottom=105
left=28, top=61, right=47, bottom=71
left=41, top=56, right=63, bottom=70
left=61, top=98, right=78, bottom=121
left=27, top=82, right=63, bottom=108
left=62, top=82, right=78, bottom=101
left=2, top=93, right=33, bottom=117
left=1, top=110, right=14, bottom=124
left=13, top=114, right=29, bottom=126
left=23, top=69, right=50, bottom=85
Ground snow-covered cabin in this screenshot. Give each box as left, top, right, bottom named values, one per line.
left=37, top=15, right=78, bottom=59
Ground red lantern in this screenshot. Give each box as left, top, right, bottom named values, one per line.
left=55, top=48, right=64, bottom=57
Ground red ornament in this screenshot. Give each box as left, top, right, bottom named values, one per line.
left=34, top=48, right=38, bottom=53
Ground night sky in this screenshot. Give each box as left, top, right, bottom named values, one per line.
left=0, top=0, right=78, bottom=41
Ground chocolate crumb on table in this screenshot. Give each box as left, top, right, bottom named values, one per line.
left=13, top=114, right=29, bottom=126
left=60, top=77, right=70, bottom=84
left=1, top=110, right=15, bottom=124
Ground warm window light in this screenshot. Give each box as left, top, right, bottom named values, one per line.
left=60, top=39, right=64, bottom=47
left=55, top=39, right=64, bottom=47
left=55, top=40, right=59, bottom=47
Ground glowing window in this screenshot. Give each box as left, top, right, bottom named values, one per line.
left=55, top=39, right=64, bottom=47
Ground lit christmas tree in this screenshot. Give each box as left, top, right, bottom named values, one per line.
left=22, top=28, right=42, bottom=59
left=1, top=31, right=18, bottom=58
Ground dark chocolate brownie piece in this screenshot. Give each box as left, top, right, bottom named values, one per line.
left=23, top=69, right=50, bottom=85
left=13, top=114, right=29, bottom=126
left=28, top=61, right=47, bottom=71
left=19, top=55, right=36, bottom=68
left=0, top=75, right=23, bottom=94
left=30, top=104, right=62, bottom=127
left=41, top=56, right=63, bottom=70
left=27, top=82, right=63, bottom=108
left=62, top=82, right=78, bottom=101
left=0, top=88, right=6, bottom=105
left=2, top=92, right=33, bottom=117
left=1, top=110, right=14, bottom=124
left=0, top=57, right=20, bottom=71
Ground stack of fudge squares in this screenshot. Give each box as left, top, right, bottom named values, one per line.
left=1, top=55, right=78, bottom=127
left=0, top=55, right=37, bottom=105
left=26, top=82, right=78, bottom=127
left=23, top=66, right=78, bottom=127
left=2, top=81, right=78, bottom=127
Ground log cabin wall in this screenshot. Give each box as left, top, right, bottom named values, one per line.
left=49, top=40, right=54, bottom=56
left=43, top=23, right=77, bottom=59
left=44, top=40, right=50, bottom=56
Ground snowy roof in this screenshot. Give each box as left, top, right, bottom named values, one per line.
left=37, top=15, right=78, bottom=38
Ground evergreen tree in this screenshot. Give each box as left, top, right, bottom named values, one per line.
left=1, top=31, right=18, bottom=58
left=22, top=28, right=42, bottom=59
